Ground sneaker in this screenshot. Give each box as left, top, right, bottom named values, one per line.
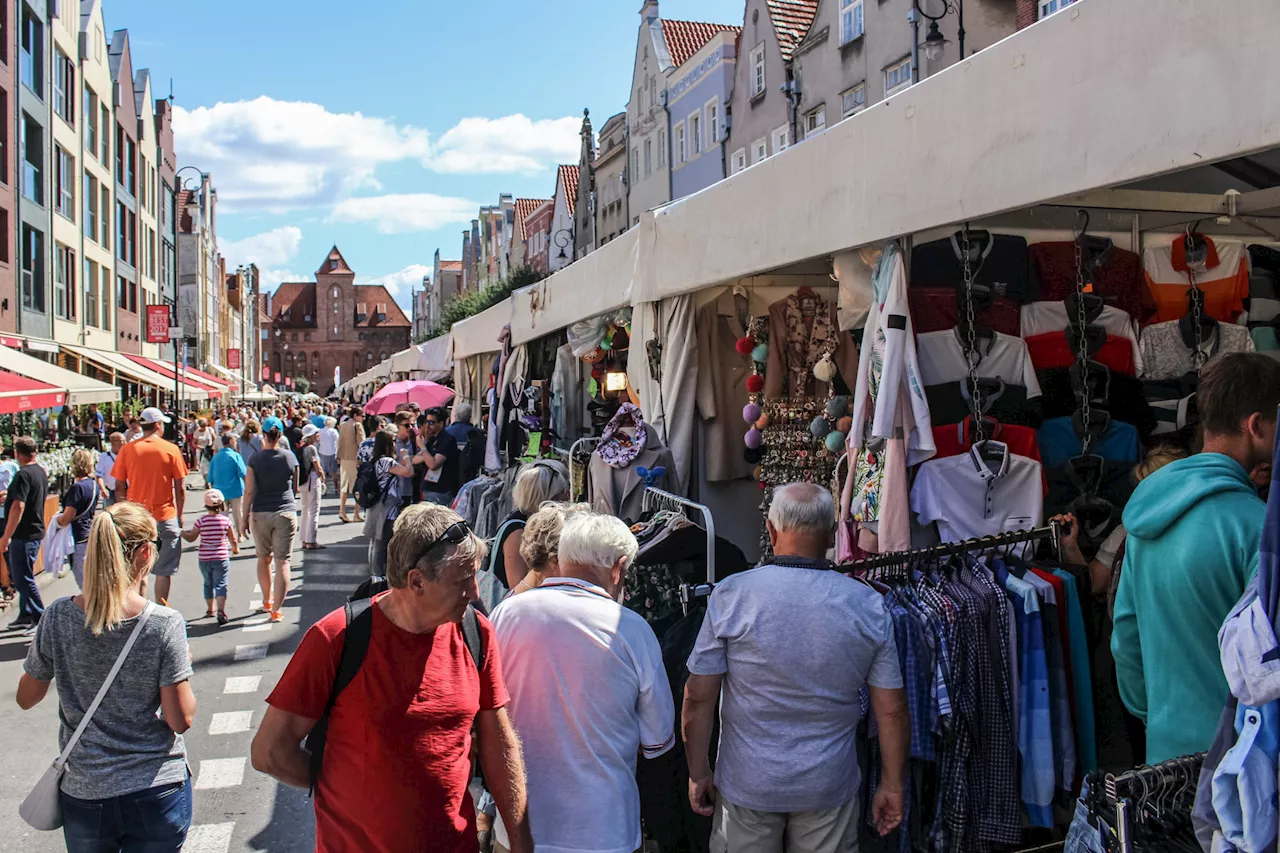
left=216, top=612, right=229, bottom=626
left=8, top=616, right=34, bottom=631
left=22, top=624, right=37, bottom=636
left=261, top=600, right=273, bottom=613
left=269, top=610, right=284, bottom=623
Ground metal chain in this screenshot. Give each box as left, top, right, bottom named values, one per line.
left=1073, top=238, right=1094, bottom=454
left=1187, top=260, right=1207, bottom=372
left=960, top=227, right=985, bottom=442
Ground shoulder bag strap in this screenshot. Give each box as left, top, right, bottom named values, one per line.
left=55, top=601, right=155, bottom=770
left=461, top=605, right=486, bottom=673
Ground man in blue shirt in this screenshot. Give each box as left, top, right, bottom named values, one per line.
left=208, top=433, right=248, bottom=536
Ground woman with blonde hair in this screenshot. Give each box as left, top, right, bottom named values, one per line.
left=508, top=501, right=588, bottom=596
left=17, top=502, right=196, bottom=851
left=56, top=448, right=101, bottom=588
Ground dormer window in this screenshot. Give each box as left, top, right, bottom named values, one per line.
left=356, top=302, right=367, bottom=323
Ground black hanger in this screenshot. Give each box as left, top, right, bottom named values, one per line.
left=1184, top=226, right=1209, bottom=267
left=1073, top=209, right=1115, bottom=271
left=1177, top=288, right=1219, bottom=348
left=1072, top=407, right=1112, bottom=444
left=1065, top=323, right=1109, bottom=357
left=1065, top=291, right=1107, bottom=326
left=1066, top=452, right=1106, bottom=497
left=1069, top=359, right=1112, bottom=404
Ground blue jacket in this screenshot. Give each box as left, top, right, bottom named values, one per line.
left=208, top=447, right=247, bottom=499
left=1112, top=453, right=1265, bottom=762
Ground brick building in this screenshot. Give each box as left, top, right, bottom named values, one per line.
left=265, top=246, right=410, bottom=394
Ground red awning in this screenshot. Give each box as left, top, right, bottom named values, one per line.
left=126, top=356, right=223, bottom=399
left=0, top=371, right=66, bottom=413
left=182, top=364, right=235, bottom=391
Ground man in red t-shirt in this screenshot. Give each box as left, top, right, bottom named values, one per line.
left=251, top=504, right=533, bottom=853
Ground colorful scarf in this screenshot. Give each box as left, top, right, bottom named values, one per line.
left=597, top=403, right=648, bottom=468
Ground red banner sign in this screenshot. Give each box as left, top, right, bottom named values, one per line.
left=227, top=348, right=241, bottom=370
left=146, top=305, right=171, bottom=344
left=274, top=372, right=281, bottom=384
left=262, top=365, right=270, bottom=381
left=285, top=376, right=294, bottom=388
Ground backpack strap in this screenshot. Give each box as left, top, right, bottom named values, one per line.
left=462, top=604, right=486, bottom=674
left=305, top=598, right=376, bottom=796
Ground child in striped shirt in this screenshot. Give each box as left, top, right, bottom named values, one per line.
left=182, top=488, right=240, bottom=625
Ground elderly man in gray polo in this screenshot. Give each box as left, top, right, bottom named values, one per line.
left=683, top=482, right=910, bottom=853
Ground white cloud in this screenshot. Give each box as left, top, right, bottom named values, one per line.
left=219, top=226, right=303, bottom=268
left=173, top=98, right=581, bottom=214
left=173, top=97, right=430, bottom=213
left=328, top=193, right=477, bottom=235
left=368, top=264, right=432, bottom=311
left=257, top=268, right=306, bottom=293
left=426, top=114, right=582, bottom=174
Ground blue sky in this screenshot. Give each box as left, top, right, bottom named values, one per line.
left=103, top=0, right=747, bottom=309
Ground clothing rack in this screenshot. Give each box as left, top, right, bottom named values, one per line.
left=1101, top=752, right=1205, bottom=853
left=840, top=523, right=1061, bottom=572
left=568, top=436, right=601, bottom=502
left=641, top=486, right=717, bottom=616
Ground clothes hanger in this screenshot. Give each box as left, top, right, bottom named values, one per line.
left=1065, top=291, right=1108, bottom=324
left=1065, top=322, right=1109, bottom=358
left=1072, top=407, right=1112, bottom=444
left=1177, top=287, right=1218, bottom=347
left=1074, top=208, right=1115, bottom=264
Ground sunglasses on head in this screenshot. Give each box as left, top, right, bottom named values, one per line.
left=414, top=521, right=469, bottom=566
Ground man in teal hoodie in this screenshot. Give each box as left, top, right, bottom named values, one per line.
left=1113, top=353, right=1280, bottom=762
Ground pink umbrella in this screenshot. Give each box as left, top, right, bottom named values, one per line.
left=364, top=380, right=455, bottom=415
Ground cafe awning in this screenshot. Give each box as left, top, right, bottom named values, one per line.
left=1, top=346, right=119, bottom=405
left=62, top=346, right=209, bottom=402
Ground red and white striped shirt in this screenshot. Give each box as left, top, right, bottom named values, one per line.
left=192, top=513, right=232, bottom=561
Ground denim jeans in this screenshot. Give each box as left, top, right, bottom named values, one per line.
left=198, top=559, right=230, bottom=600
left=7, top=537, right=43, bottom=621
left=1063, top=780, right=1108, bottom=853
left=60, top=774, right=192, bottom=853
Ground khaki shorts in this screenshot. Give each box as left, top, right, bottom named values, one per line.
left=252, top=511, right=297, bottom=561
left=339, top=460, right=359, bottom=493
left=710, top=794, right=860, bottom=853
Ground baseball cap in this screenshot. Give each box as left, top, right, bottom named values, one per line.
left=204, top=488, right=225, bottom=506
left=262, top=416, right=285, bottom=433
left=301, top=424, right=320, bottom=439
left=139, top=407, right=171, bottom=425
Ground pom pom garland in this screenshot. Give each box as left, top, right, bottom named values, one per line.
left=809, top=416, right=831, bottom=438
left=826, top=396, right=849, bottom=419
left=813, top=354, right=837, bottom=383
left=836, top=415, right=853, bottom=434
left=742, top=402, right=762, bottom=424
left=825, top=431, right=847, bottom=453
left=744, top=428, right=762, bottom=449
left=745, top=448, right=764, bottom=465
left=751, top=343, right=769, bottom=364
left=735, top=336, right=755, bottom=355
left=745, top=374, right=765, bottom=393
left=754, top=413, right=770, bottom=429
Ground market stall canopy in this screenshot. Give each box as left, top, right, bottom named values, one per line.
left=509, top=227, right=639, bottom=346
left=239, top=387, right=277, bottom=403
left=0, top=346, right=119, bottom=405
left=390, top=335, right=454, bottom=381
left=451, top=300, right=513, bottom=359
left=0, top=371, right=65, bottom=412
left=364, top=380, right=455, bottom=415
left=630, top=0, right=1280, bottom=305
left=63, top=345, right=210, bottom=402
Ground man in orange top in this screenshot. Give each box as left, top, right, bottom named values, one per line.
left=112, top=407, right=190, bottom=606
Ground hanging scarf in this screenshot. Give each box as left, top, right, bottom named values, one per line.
left=783, top=292, right=836, bottom=394
left=596, top=403, right=648, bottom=468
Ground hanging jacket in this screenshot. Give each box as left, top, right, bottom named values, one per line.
left=1112, top=453, right=1265, bottom=762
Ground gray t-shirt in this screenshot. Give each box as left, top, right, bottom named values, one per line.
left=24, top=597, right=193, bottom=799
left=248, top=448, right=297, bottom=513
left=687, top=563, right=903, bottom=813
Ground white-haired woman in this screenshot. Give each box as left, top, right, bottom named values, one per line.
left=17, top=502, right=197, bottom=851
left=475, top=461, right=569, bottom=610
left=318, top=416, right=340, bottom=481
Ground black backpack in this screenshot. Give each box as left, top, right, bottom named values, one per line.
left=353, top=460, right=390, bottom=509
left=304, top=577, right=487, bottom=795
left=458, top=426, right=486, bottom=484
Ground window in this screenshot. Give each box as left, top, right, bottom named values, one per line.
left=21, top=225, right=43, bottom=312
left=805, top=106, right=826, bottom=137
left=750, top=44, right=766, bottom=97
left=840, top=0, right=865, bottom=44
left=100, top=185, right=110, bottom=248
left=55, top=146, right=74, bottom=220
left=657, top=129, right=666, bottom=167
left=730, top=148, right=747, bottom=175
left=53, top=48, right=73, bottom=126
left=630, top=146, right=639, bottom=182
left=54, top=243, right=74, bottom=320
left=117, top=202, right=127, bottom=263
left=84, top=258, right=97, bottom=328
left=705, top=99, right=720, bottom=147
left=84, top=87, right=98, bottom=157
left=0, top=90, right=8, bottom=185
left=1039, top=0, right=1076, bottom=17
left=772, top=125, right=790, bottom=153
left=0, top=209, right=8, bottom=264
left=752, top=138, right=767, bottom=164
left=674, top=121, right=685, bottom=165
left=0, top=3, right=7, bottom=66
left=841, top=83, right=866, bottom=118
left=643, top=137, right=652, bottom=177
left=885, top=57, right=913, bottom=96
left=117, top=271, right=125, bottom=308
left=20, top=4, right=41, bottom=95
left=689, top=112, right=701, bottom=156
left=99, top=105, right=109, bottom=164
left=21, top=113, right=41, bottom=204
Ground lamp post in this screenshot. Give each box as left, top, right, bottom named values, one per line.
left=175, top=165, right=206, bottom=413
left=917, top=0, right=963, bottom=66
left=553, top=228, right=573, bottom=262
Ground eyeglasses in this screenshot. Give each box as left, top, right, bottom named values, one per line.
left=424, top=420, right=440, bottom=426
left=414, top=521, right=469, bottom=567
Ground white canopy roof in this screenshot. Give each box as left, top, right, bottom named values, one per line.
left=3, top=347, right=119, bottom=405
left=64, top=345, right=210, bottom=402
left=451, top=300, right=513, bottom=359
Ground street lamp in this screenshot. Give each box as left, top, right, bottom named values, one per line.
left=553, top=228, right=573, bottom=262
left=174, top=165, right=207, bottom=413
left=917, top=0, right=963, bottom=64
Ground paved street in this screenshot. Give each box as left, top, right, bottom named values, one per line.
left=0, top=477, right=362, bottom=852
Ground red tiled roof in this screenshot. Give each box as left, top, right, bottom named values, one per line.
left=439, top=260, right=463, bottom=272
left=766, top=0, right=820, bottom=61
left=558, top=165, right=580, bottom=216
left=177, top=189, right=194, bottom=233
left=317, top=245, right=353, bottom=275
left=661, top=19, right=741, bottom=67
left=514, top=198, right=552, bottom=241
left=270, top=282, right=317, bottom=329
left=352, top=286, right=411, bottom=328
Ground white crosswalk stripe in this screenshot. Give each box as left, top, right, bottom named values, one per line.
left=233, top=643, right=268, bottom=661
left=182, top=821, right=236, bottom=853
left=208, top=711, right=254, bottom=735
left=222, top=675, right=261, bottom=694
left=195, top=757, right=247, bottom=790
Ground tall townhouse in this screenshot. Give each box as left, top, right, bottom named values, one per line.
left=78, top=0, right=113, bottom=351
left=133, top=68, right=158, bottom=357
left=667, top=25, right=738, bottom=199
left=0, top=1, right=17, bottom=335
left=593, top=112, right=628, bottom=250
left=49, top=0, right=79, bottom=351
left=17, top=0, right=52, bottom=343
left=154, top=97, right=175, bottom=306
left=177, top=175, right=218, bottom=369
left=108, top=30, right=139, bottom=353
left=548, top=165, right=577, bottom=274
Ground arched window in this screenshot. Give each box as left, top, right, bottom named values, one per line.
left=366, top=351, right=374, bottom=362
left=379, top=351, right=388, bottom=363
left=312, top=352, right=320, bottom=375
left=358, top=332, right=366, bottom=341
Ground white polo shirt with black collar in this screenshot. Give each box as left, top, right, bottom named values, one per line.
left=916, top=328, right=1042, bottom=398
left=910, top=441, right=1044, bottom=544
